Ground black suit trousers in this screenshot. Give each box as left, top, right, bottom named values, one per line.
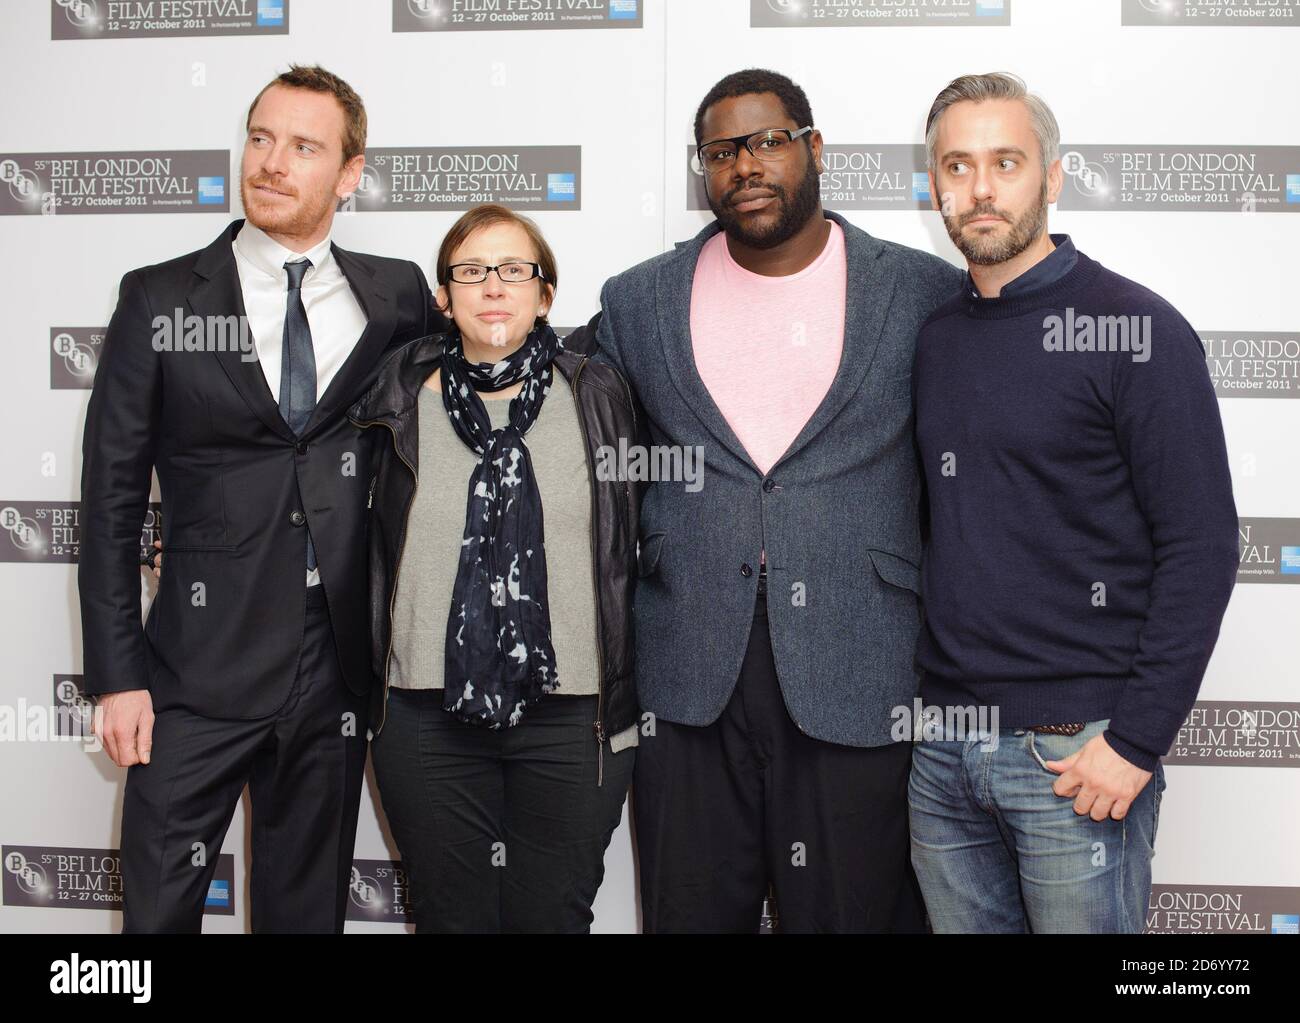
left=632, top=573, right=927, bottom=934
left=119, top=585, right=369, bottom=933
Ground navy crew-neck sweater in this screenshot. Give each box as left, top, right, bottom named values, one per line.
left=913, top=250, right=1239, bottom=771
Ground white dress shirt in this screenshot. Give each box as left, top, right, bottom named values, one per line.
left=232, top=219, right=368, bottom=586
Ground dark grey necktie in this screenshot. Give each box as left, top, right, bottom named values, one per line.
left=279, top=258, right=317, bottom=571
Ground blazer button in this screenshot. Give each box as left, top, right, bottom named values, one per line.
left=290, top=510, right=306, bottom=527
left=762, top=478, right=776, bottom=493
left=295, top=441, right=308, bottom=455
left=740, top=563, right=753, bottom=578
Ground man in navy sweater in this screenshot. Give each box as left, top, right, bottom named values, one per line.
left=908, top=73, right=1238, bottom=933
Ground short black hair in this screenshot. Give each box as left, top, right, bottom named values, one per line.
left=693, top=68, right=815, bottom=146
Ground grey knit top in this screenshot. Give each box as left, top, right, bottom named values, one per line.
left=388, top=380, right=636, bottom=754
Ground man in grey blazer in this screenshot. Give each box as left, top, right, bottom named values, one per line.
left=593, top=69, right=962, bottom=932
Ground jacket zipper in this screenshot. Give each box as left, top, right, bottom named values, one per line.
left=618, top=363, right=638, bottom=538
left=350, top=414, right=418, bottom=738
left=569, top=357, right=607, bottom=786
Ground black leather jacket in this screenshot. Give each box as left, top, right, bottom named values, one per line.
left=346, top=318, right=643, bottom=767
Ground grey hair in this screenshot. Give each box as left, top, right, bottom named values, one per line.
left=924, top=72, right=1060, bottom=176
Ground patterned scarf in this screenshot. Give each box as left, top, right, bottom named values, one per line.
left=439, top=322, right=562, bottom=728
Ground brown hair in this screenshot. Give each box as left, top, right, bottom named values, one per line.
left=435, top=203, right=558, bottom=327
left=245, top=64, right=367, bottom=164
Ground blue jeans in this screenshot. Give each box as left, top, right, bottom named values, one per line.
left=908, top=719, right=1166, bottom=933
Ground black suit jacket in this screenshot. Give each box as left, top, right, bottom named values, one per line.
left=78, top=218, right=445, bottom=718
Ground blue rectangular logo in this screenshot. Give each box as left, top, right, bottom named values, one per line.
left=1280, top=546, right=1300, bottom=574
left=609, top=0, right=637, bottom=18
left=547, top=173, right=576, bottom=202
left=197, top=177, right=225, bottom=204
left=257, top=0, right=284, bottom=26
left=206, top=879, right=230, bottom=908
left=1272, top=914, right=1299, bottom=934
left=976, top=0, right=1005, bottom=14
left=1286, top=174, right=1300, bottom=203
left=912, top=172, right=931, bottom=202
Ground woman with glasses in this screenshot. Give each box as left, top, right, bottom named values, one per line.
left=348, top=203, right=642, bottom=932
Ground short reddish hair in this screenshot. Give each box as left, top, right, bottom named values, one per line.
left=246, top=64, right=366, bottom=164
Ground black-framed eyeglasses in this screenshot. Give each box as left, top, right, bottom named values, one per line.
left=447, top=262, right=547, bottom=285
left=695, top=126, right=814, bottom=173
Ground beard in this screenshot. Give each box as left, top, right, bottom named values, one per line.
left=708, top=153, right=821, bottom=250
left=240, top=175, right=336, bottom=238
left=943, top=174, right=1048, bottom=266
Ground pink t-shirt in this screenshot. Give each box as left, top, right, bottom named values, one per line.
left=690, top=219, right=846, bottom=478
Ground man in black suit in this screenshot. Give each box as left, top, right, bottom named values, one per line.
left=78, top=65, right=443, bottom=932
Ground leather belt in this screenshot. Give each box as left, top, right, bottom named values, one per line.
left=1028, top=722, right=1087, bottom=736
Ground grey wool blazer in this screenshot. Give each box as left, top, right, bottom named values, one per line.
left=593, top=209, right=962, bottom=747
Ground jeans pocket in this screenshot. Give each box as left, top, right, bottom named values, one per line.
left=1026, top=720, right=1108, bottom=775
left=1026, top=730, right=1063, bottom=774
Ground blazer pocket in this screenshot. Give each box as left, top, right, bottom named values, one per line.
left=863, top=549, right=922, bottom=677
left=637, top=531, right=666, bottom=578
left=866, top=548, right=920, bottom=594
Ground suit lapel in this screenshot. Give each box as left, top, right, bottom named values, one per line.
left=186, top=219, right=399, bottom=442
left=656, top=221, right=758, bottom=472
left=187, top=219, right=296, bottom=441
left=769, top=209, right=894, bottom=473
left=304, top=243, right=396, bottom=437
left=658, top=210, right=895, bottom=476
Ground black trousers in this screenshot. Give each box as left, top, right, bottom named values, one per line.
left=371, top=688, right=634, bottom=933
left=632, top=573, right=926, bottom=933
left=119, top=584, right=369, bottom=933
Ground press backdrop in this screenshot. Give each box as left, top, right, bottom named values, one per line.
left=1, top=0, right=1297, bottom=934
